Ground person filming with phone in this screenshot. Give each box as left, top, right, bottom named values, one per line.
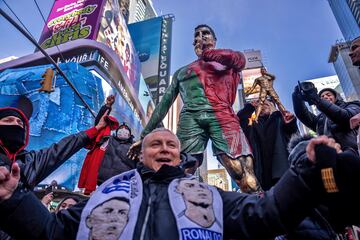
left=292, top=82, right=360, bottom=153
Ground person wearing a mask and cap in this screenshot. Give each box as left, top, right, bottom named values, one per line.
left=96, top=122, right=136, bottom=185
left=292, top=84, right=360, bottom=153
left=0, top=95, right=109, bottom=190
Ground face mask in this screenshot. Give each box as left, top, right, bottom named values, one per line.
left=0, top=125, right=26, bottom=153
left=116, top=128, right=130, bottom=140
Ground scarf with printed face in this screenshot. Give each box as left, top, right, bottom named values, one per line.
left=77, top=170, right=223, bottom=240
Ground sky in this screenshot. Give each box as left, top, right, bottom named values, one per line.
left=0, top=0, right=343, bottom=110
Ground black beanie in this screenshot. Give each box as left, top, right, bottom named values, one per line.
left=0, top=109, right=25, bottom=123
left=318, top=88, right=338, bottom=98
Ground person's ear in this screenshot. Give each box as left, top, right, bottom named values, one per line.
left=139, top=152, right=144, bottom=162
left=86, top=216, right=93, bottom=229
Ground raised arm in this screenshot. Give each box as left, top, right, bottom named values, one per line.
left=202, top=49, right=246, bottom=72
left=141, top=71, right=180, bottom=138
left=315, top=100, right=360, bottom=129
left=292, top=88, right=318, bottom=131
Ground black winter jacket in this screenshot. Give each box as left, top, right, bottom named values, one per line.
left=292, top=91, right=360, bottom=151
left=97, top=136, right=135, bottom=185
left=0, top=108, right=96, bottom=190
left=238, top=103, right=298, bottom=190
left=1, top=159, right=354, bottom=240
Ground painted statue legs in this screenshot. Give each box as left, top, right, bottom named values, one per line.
left=217, top=154, right=262, bottom=193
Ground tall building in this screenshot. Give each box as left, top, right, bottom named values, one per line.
left=328, top=0, right=360, bottom=41
left=347, top=0, right=360, bottom=28
left=329, top=41, right=360, bottom=101
left=128, top=0, right=157, bottom=23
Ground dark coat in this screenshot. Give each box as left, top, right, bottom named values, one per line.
left=97, top=136, right=135, bottom=185
left=0, top=107, right=95, bottom=190
left=238, top=103, right=298, bottom=190
left=0, top=161, right=343, bottom=240
left=292, top=91, right=360, bottom=152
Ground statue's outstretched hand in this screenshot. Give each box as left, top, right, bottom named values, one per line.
left=0, top=162, right=20, bottom=202
left=127, top=140, right=142, bottom=161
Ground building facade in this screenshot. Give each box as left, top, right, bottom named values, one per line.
left=329, top=41, right=360, bottom=101
left=128, top=0, right=157, bottom=23
left=328, top=0, right=360, bottom=41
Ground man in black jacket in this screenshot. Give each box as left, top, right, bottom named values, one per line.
left=0, top=128, right=359, bottom=240
left=0, top=104, right=107, bottom=190
left=238, top=99, right=298, bottom=190
left=292, top=85, right=360, bottom=152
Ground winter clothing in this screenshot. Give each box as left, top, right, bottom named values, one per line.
left=97, top=135, right=135, bottom=185
left=78, top=115, right=119, bottom=194
left=292, top=87, right=360, bottom=152
left=0, top=107, right=98, bottom=190
left=237, top=103, right=298, bottom=190
left=284, top=136, right=360, bottom=239
left=2, top=149, right=360, bottom=240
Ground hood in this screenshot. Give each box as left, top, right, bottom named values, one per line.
left=0, top=107, right=30, bottom=160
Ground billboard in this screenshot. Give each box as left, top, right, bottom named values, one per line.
left=0, top=63, right=103, bottom=190
left=241, top=68, right=262, bottom=100
left=207, top=169, right=229, bottom=191
left=38, top=0, right=103, bottom=49
left=243, top=50, right=263, bottom=69
left=128, top=15, right=174, bottom=104
left=38, top=0, right=141, bottom=93
left=96, top=0, right=141, bottom=92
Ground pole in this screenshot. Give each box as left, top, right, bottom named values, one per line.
left=0, top=8, right=96, bottom=118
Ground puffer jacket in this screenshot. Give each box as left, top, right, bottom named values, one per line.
left=0, top=107, right=99, bottom=190
left=97, top=136, right=135, bottom=185
left=0, top=161, right=349, bottom=240
left=292, top=91, right=360, bottom=151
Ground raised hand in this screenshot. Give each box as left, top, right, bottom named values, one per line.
left=0, top=162, right=20, bottom=202
left=306, top=135, right=342, bottom=163
left=106, top=95, right=115, bottom=107
left=95, top=109, right=109, bottom=131
left=350, top=113, right=360, bottom=129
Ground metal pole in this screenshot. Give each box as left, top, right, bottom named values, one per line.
left=0, top=8, right=96, bottom=118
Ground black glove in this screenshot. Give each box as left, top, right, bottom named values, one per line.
left=301, top=87, right=320, bottom=105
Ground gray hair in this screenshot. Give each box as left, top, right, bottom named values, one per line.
left=141, top=128, right=180, bottom=151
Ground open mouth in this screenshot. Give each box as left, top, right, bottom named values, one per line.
left=156, top=158, right=171, bottom=163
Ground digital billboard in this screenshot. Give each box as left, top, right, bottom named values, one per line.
left=38, top=0, right=103, bottom=49
left=241, top=68, right=262, bottom=100
left=128, top=15, right=173, bottom=104
left=96, top=0, right=141, bottom=92
left=38, top=0, right=141, bottom=93
left=0, top=63, right=103, bottom=190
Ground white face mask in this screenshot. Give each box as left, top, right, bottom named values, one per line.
left=117, top=128, right=130, bottom=140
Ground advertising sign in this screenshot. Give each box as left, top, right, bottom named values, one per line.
left=38, top=0, right=103, bottom=49
left=243, top=50, right=263, bottom=69
left=96, top=0, right=141, bottom=92
left=207, top=169, right=229, bottom=191
left=128, top=15, right=174, bottom=104
left=0, top=63, right=103, bottom=190
left=241, top=68, right=262, bottom=100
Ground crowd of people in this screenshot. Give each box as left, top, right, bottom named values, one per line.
left=0, top=25, right=360, bottom=239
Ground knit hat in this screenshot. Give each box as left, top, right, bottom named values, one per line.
left=318, top=88, right=337, bottom=98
